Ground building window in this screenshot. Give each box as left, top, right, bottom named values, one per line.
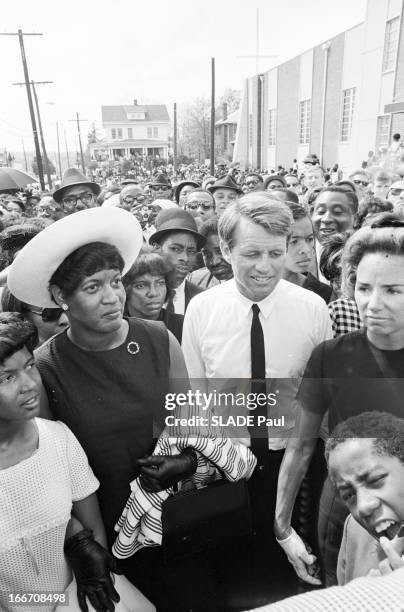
left=376, top=115, right=390, bottom=147
left=117, top=128, right=122, bottom=139
left=147, top=127, right=152, bottom=138
left=229, top=123, right=236, bottom=141
left=153, top=127, right=158, bottom=138
left=299, top=100, right=311, bottom=145
left=268, top=109, right=276, bottom=146
left=128, top=128, right=133, bottom=139
left=340, top=88, right=356, bottom=142
left=111, top=128, right=116, bottom=139
left=382, top=17, right=400, bottom=72
left=249, top=114, right=253, bottom=147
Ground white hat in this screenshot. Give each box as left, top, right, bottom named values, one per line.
left=8, top=207, right=143, bottom=308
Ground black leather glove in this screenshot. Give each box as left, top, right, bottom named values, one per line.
left=64, top=529, right=121, bottom=612
left=137, top=448, right=198, bottom=492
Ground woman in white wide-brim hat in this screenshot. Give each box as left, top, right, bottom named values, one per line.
left=7, top=207, right=199, bottom=609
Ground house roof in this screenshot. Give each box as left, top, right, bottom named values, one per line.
left=215, top=109, right=239, bottom=127
left=102, top=105, right=170, bottom=123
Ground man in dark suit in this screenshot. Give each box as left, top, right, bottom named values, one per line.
left=149, top=208, right=205, bottom=315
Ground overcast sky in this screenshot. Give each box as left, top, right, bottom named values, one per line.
left=1, top=0, right=367, bottom=154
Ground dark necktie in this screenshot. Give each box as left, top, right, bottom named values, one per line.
left=250, top=304, right=267, bottom=459
left=165, top=290, right=176, bottom=314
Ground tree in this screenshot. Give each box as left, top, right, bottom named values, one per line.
left=32, top=156, right=56, bottom=176
left=219, top=88, right=241, bottom=114
left=178, top=97, right=211, bottom=162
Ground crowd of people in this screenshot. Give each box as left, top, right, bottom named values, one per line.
left=1, top=138, right=404, bottom=612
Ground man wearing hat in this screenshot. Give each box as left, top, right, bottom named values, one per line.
left=174, top=180, right=200, bottom=207
left=148, top=173, right=173, bottom=202
left=208, top=174, right=243, bottom=217
left=149, top=208, right=205, bottom=315
left=53, top=167, right=101, bottom=215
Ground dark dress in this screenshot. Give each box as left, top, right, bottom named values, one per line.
left=298, top=328, right=404, bottom=585
left=35, top=317, right=169, bottom=543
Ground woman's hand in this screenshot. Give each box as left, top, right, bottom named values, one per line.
left=64, top=529, right=121, bottom=612
left=276, top=527, right=322, bottom=585
left=138, top=449, right=198, bottom=492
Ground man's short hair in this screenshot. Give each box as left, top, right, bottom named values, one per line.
left=245, top=172, right=263, bottom=183
left=349, top=169, right=370, bottom=181
left=270, top=188, right=299, bottom=204
left=199, top=217, right=219, bottom=240
left=188, top=187, right=215, bottom=204
left=305, top=166, right=325, bottom=176
left=316, top=185, right=359, bottom=214
left=218, top=192, right=292, bottom=249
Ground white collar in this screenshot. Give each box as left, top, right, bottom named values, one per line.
left=228, top=278, right=284, bottom=318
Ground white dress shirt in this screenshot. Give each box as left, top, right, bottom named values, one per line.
left=171, top=279, right=186, bottom=315
left=182, top=278, right=333, bottom=449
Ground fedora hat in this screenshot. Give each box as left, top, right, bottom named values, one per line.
left=8, top=207, right=143, bottom=308
left=53, top=167, right=101, bottom=203
left=207, top=174, right=243, bottom=195
left=148, top=173, right=172, bottom=188
left=263, top=174, right=286, bottom=189
left=149, top=208, right=206, bottom=250
left=173, top=180, right=200, bottom=203
left=208, top=174, right=243, bottom=195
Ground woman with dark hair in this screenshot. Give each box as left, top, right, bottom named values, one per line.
left=1, top=286, right=69, bottom=347
left=319, top=233, right=361, bottom=337
left=0, top=312, right=121, bottom=612
left=8, top=207, right=251, bottom=612
left=275, top=213, right=404, bottom=587
left=123, top=248, right=183, bottom=343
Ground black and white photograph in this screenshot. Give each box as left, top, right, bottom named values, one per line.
left=1, top=0, right=404, bottom=610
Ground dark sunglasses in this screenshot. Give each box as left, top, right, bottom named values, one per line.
left=353, top=179, right=369, bottom=187
left=25, top=307, right=65, bottom=322
left=389, top=188, right=404, bottom=196
left=371, top=216, right=404, bottom=229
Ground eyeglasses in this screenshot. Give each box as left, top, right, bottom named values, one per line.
left=187, top=201, right=214, bottom=211
left=62, top=192, right=94, bottom=206
left=353, top=180, right=369, bottom=188
left=123, top=195, right=146, bottom=204
left=150, top=185, right=170, bottom=192
left=245, top=180, right=260, bottom=187
left=25, top=307, right=65, bottom=322
left=389, top=188, right=404, bottom=196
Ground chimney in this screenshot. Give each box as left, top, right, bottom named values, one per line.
left=222, top=103, right=228, bottom=121
left=133, top=99, right=138, bottom=106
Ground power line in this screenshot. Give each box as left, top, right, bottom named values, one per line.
left=0, top=30, right=45, bottom=188
left=13, top=80, right=54, bottom=188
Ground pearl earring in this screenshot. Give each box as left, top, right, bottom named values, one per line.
left=61, top=303, right=69, bottom=311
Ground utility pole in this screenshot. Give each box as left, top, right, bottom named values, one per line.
left=56, top=122, right=62, bottom=179
left=173, top=103, right=177, bottom=173
left=69, top=113, right=87, bottom=174
left=64, top=129, right=71, bottom=167
left=236, top=9, right=277, bottom=74
left=21, top=139, right=28, bottom=171
left=210, top=58, right=215, bottom=176
left=0, top=30, right=45, bottom=189
left=13, top=80, right=53, bottom=189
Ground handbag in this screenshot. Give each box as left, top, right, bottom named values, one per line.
left=57, top=574, right=156, bottom=612
left=161, top=478, right=252, bottom=563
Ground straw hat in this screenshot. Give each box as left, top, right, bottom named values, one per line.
left=8, top=207, right=143, bottom=308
